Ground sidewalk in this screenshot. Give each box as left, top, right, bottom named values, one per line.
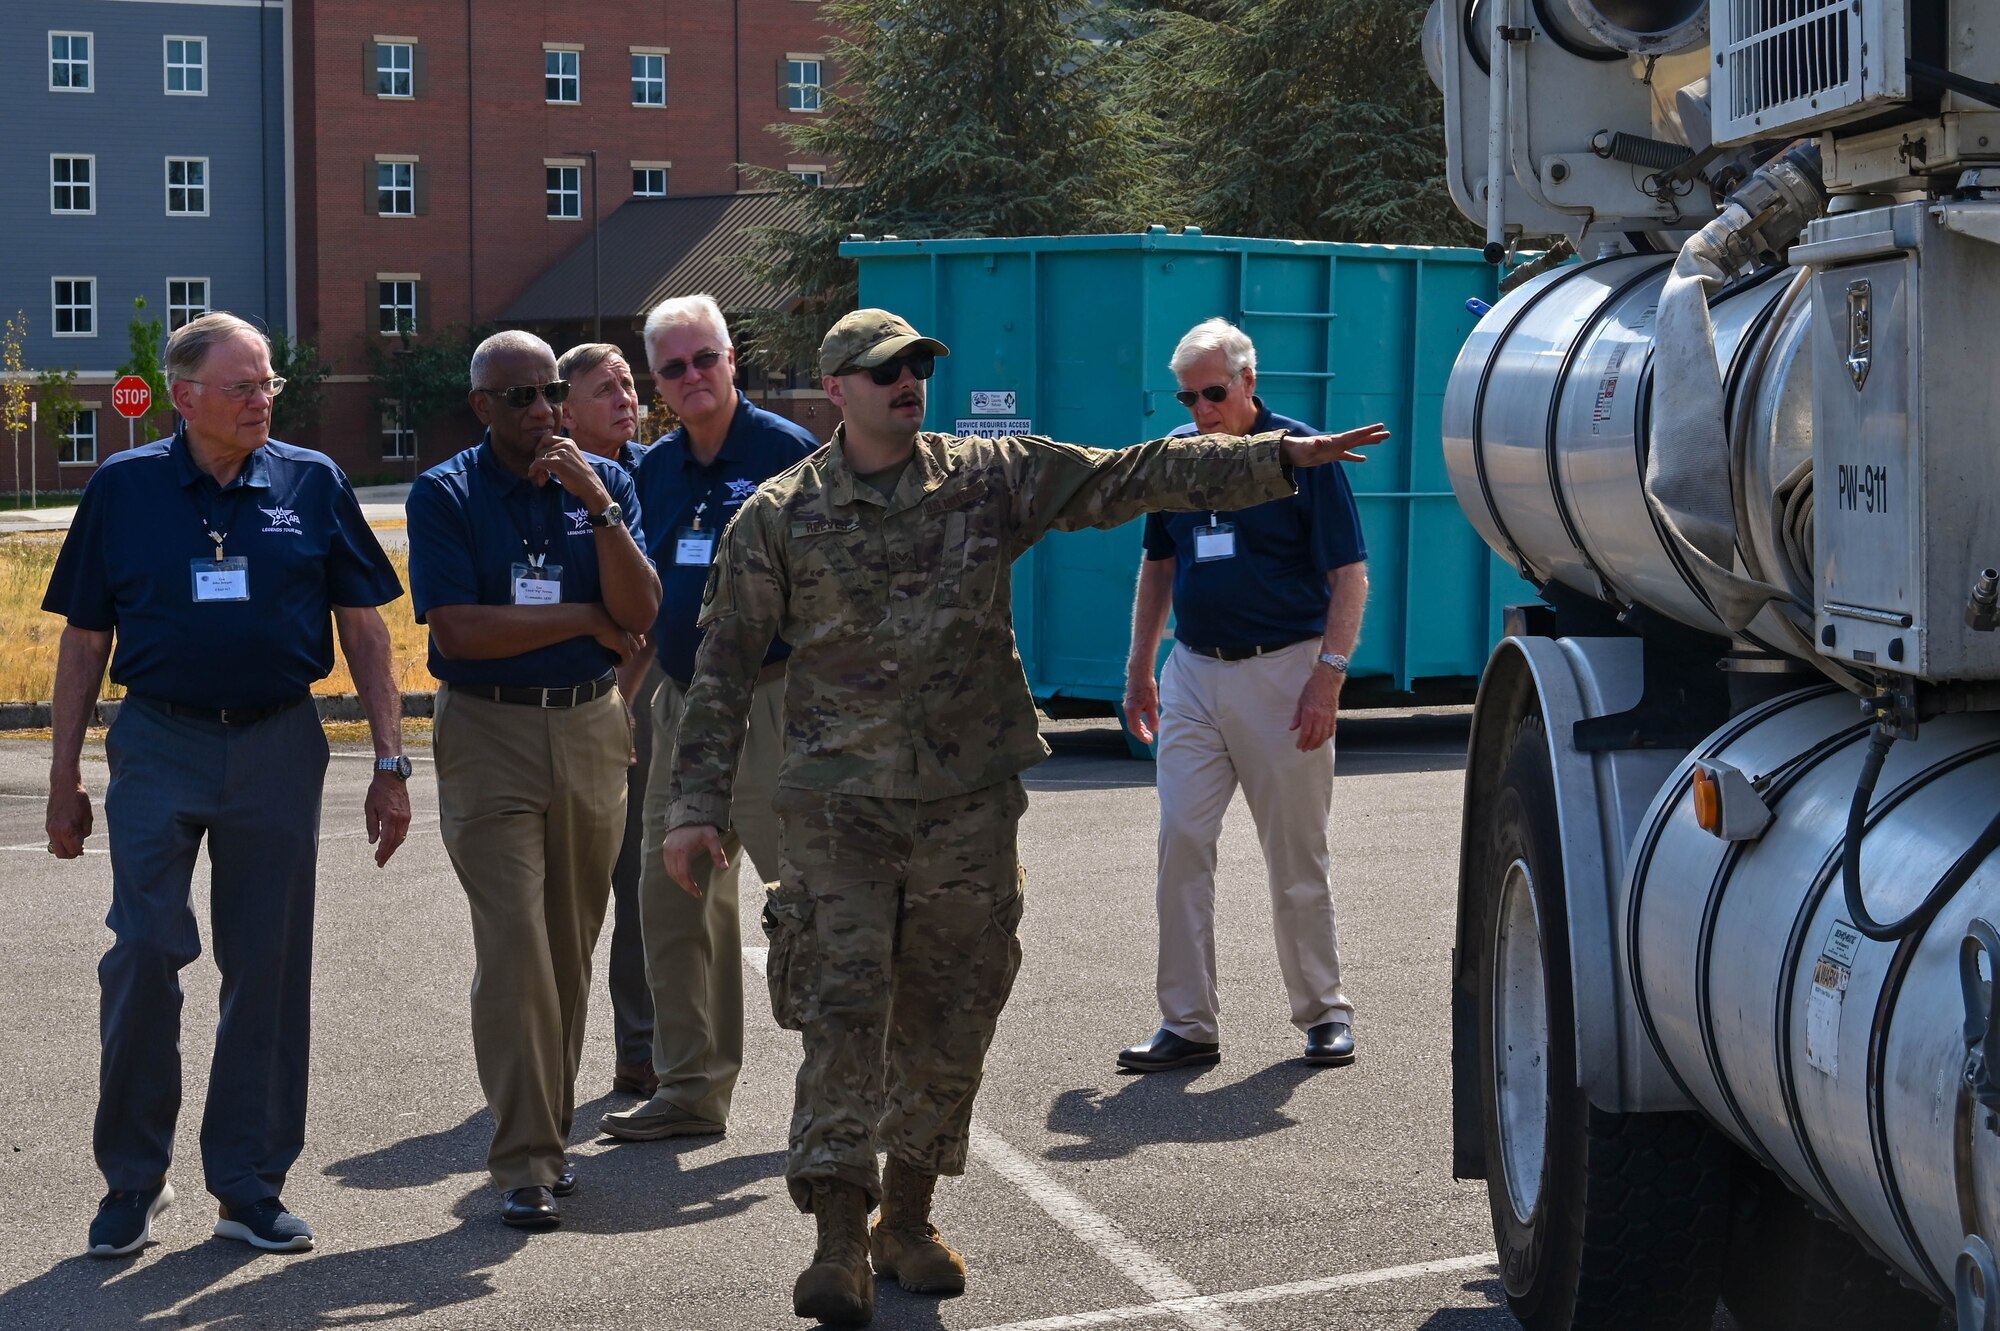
left=0, top=483, right=412, bottom=536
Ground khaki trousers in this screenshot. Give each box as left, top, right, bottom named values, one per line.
left=1153, top=638, right=1352, bottom=1043
left=434, top=684, right=627, bottom=1191
left=637, top=670, right=785, bottom=1124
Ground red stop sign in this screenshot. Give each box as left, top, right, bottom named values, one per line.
left=112, top=376, right=153, bottom=419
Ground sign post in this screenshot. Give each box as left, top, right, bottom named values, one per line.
left=112, top=375, right=152, bottom=451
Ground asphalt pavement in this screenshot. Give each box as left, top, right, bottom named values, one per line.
left=0, top=713, right=1530, bottom=1331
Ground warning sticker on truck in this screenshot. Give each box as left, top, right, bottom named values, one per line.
left=1805, top=919, right=1863, bottom=1076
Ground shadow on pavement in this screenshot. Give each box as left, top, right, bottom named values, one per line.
left=1416, top=1276, right=1510, bottom=1327
left=324, top=1107, right=496, bottom=1190
left=1041, top=1061, right=1320, bottom=1161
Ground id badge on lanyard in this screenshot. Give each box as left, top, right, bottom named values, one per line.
left=1193, top=513, right=1236, bottom=563
left=675, top=500, right=716, bottom=566
left=191, top=556, right=250, bottom=601
left=512, top=556, right=563, bottom=605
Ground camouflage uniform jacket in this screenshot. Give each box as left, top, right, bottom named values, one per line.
left=664, top=425, right=1298, bottom=825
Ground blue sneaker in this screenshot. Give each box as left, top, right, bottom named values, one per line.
left=88, top=1180, right=174, bottom=1257
left=213, top=1196, right=314, bottom=1252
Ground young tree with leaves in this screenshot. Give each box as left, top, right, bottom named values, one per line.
left=268, top=329, right=331, bottom=441
left=2, top=312, right=27, bottom=505
left=117, top=297, right=172, bottom=439
left=34, top=368, right=84, bottom=471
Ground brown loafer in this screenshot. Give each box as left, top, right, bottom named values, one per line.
left=612, top=1059, right=659, bottom=1097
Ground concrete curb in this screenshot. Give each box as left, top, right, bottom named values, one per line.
left=0, top=691, right=439, bottom=731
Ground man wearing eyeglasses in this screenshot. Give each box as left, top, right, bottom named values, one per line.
left=600, top=295, right=818, bottom=1146
left=43, top=311, right=409, bottom=1258
left=1117, top=318, right=1368, bottom=1078
left=405, top=329, right=660, bottom=1231
left=656, top=307, right=1386, bottom=1325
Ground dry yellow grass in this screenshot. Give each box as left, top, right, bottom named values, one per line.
left=0, top=532, right=433, bottom=703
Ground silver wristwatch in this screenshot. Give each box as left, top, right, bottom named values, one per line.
left=376, top=755, right=413, bottom=780
left=1316, top=651, right=1349, bottom=673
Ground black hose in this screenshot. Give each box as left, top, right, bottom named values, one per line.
left=1843, top=726, right=2000, bottom=942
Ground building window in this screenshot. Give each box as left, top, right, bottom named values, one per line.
left=378, top=280, right=418, bottom=335
left=167, top=279, right=209, bottom=331
left=632, top=167, right=668, bottom=197
left=167, top=158, right=209, bottom=215
left=165, top=36, right=206, bottom=95
left=785, top=58, right=822, bottom=112
left=789, top=167, right=825, bottom=187
left=378, top=162, right=414, bottom=215
left=50, top=32, right=92, bottom=92
left=381, top=408, right=416, bottom=460
left=546, top=165, right=582, bottom=219
left=545, top=49, right=580, bottom=103
left=631, top=52, right=665, bottom=105
left=59, top=409, right=98, bottom=466
left=51, top=156, right=94, bottom=214
left=53, top=278, right=96, bottom=337
left=377, top=41, right=413, bottom=97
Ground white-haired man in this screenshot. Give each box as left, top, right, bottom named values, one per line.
left=1118, top=317, right=1369, bottom=1074
left=601, top=294, right=819, bottom=1143
left=405, top=330, right=659, bottom=1230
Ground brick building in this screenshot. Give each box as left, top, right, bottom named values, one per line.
left=293, top=0, right=838, bottom=477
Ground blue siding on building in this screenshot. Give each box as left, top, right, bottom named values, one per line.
left=0, top=0, right=289, bottom=374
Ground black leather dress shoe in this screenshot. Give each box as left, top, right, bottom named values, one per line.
left=1304, top=1021, right=1356, bottom=1066
left=501, top=1187, right=561, bottom=1230
left=552, top=1161, right=577, bottom=1198
left=1117, top=1027, right=1221, bottom=1072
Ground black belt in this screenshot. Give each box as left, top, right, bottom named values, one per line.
left=1181, top=636, right=1318, bottom=663
left=131, top=694, right=310, bottom=726
left=455, top=673, right=617, bottom=709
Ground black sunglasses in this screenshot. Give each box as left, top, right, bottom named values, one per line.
left=841, top=352, right=936, bottom=386
left=1174, top=382, right=1234, bottom=408
left=656, top=349, right=724, bottom=381
left=480, top=381, right=571, bottom=408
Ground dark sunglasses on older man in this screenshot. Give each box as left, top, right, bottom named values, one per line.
left=479, top=381, right=571, bottom=409
left=842, top=352, right=935, bottom=386
left=1175, top=382, right=1235, bottom=408
left=656, top=349, right=724, bottom=381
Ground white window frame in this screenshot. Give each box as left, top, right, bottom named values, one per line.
left=166, top=157, right=210, bottom=217
left=377, top=40, right=414, bottom=98
left=50, top=155, right=95, bottom=215
left=631, top=49, right=666, bottom=106
left=377, top=276, right=418, bottom=336
left=789, top=164, right=826, bottom=187
left=377, top=159, right=415, bottom=216
left=544, top=47, right=580, bottom=104
left=380, top=406, right=417, bottom=460
left=59, top=406, right=99, bottom=466
left=52, top=277, right=96, bottom=338
left=632, top=162, right=670, bottom=197
left=167, top=278, right=210, bottom=332
left=546, top=162, right=583, bottom=219
left=785, top=56, right=823, bottom=113
left=50, top=32, right=92, bottom=93
left=164, top=35, right=207, bottom=96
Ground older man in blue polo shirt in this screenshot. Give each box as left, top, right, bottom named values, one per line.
left=1118, top=317, right=1369, bottom=1074
left=407, top=330, right=660, bottom=1231
left=43, top=311, right=409, bottom=1258
left=601, top=294, right=818, bottom=1144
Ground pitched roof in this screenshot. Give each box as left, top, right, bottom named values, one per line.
left=499, top=190, right=808, bottom=322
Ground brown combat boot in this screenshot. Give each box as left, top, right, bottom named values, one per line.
left=794, top=1180, right=875, bottom=1325
left=870, top=1158, right=967, bottom=1295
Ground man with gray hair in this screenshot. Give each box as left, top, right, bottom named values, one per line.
left=1118, top=316, right=1369, bottom=1074
left=600, top=294, right=818, bottom=1143
left=406, top=329, right=659, bottom=1230
left=43, top=310, right=409, bottom=1257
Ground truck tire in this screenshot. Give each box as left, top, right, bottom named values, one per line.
left=1722, top=1174, right=1944, bottom=1331
left=1475, top=715, right=1734, bottom=1331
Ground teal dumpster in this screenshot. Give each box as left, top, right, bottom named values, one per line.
left=842, top=227, right=1526, bottom=710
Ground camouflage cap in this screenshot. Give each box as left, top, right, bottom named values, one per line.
left=818, top=308, right=951, bottom=376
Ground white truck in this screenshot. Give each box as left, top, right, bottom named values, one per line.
left=1425, top=0, right=2000, bottom=1326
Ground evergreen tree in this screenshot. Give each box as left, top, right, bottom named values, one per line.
left=748, top=0, right=1170, bottom=366
left=1135, top=0, right=1472, bottom=246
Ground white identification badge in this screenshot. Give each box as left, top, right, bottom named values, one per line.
left=675, top=528, right=718, bottom=566
left=511, top=561, right=563, bottom=605
left=1193, top=522, right=1237, bottom=563
left=191, top=556, right=250, bottom=602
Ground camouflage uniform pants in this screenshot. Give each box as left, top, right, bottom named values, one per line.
left=762, top=777, right=1029, bottom=1211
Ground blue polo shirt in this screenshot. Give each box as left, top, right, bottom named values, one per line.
left=634, top=398, right=818, bottom=684
left=41, top=429, right=402, bottom=709
left=406, top=435, right=647, bottom=689
left=611, top=440, right=650, bottom=476
left=1142, top=401, right=1368, bottom=651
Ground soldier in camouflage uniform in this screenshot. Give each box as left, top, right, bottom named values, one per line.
left=660, top=308, right=1387, bottom=1327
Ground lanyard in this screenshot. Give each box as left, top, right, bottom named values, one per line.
left=489, top=460, right=561, bottom=566
left=690, top=500, right=708, bottom=531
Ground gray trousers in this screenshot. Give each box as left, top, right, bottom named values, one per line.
left=606, top=665, right=662, bottom=1064
left=96, top=696, right=328, bottom=1210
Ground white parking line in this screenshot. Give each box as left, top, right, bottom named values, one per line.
left=960, top=1252, right=1501, bottom=1331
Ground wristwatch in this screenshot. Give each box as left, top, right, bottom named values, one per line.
left=375, top=755, right=413, bottom=781
left=588, top=501, right=624, bottom=529
left=1316, top=651, right=1350, bottom=674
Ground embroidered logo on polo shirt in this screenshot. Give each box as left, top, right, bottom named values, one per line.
left=259, top=506, right=302, bottom=533
left=725, top=478, right=759, bottom=504
left=567, top=507, right=595, bottom=536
